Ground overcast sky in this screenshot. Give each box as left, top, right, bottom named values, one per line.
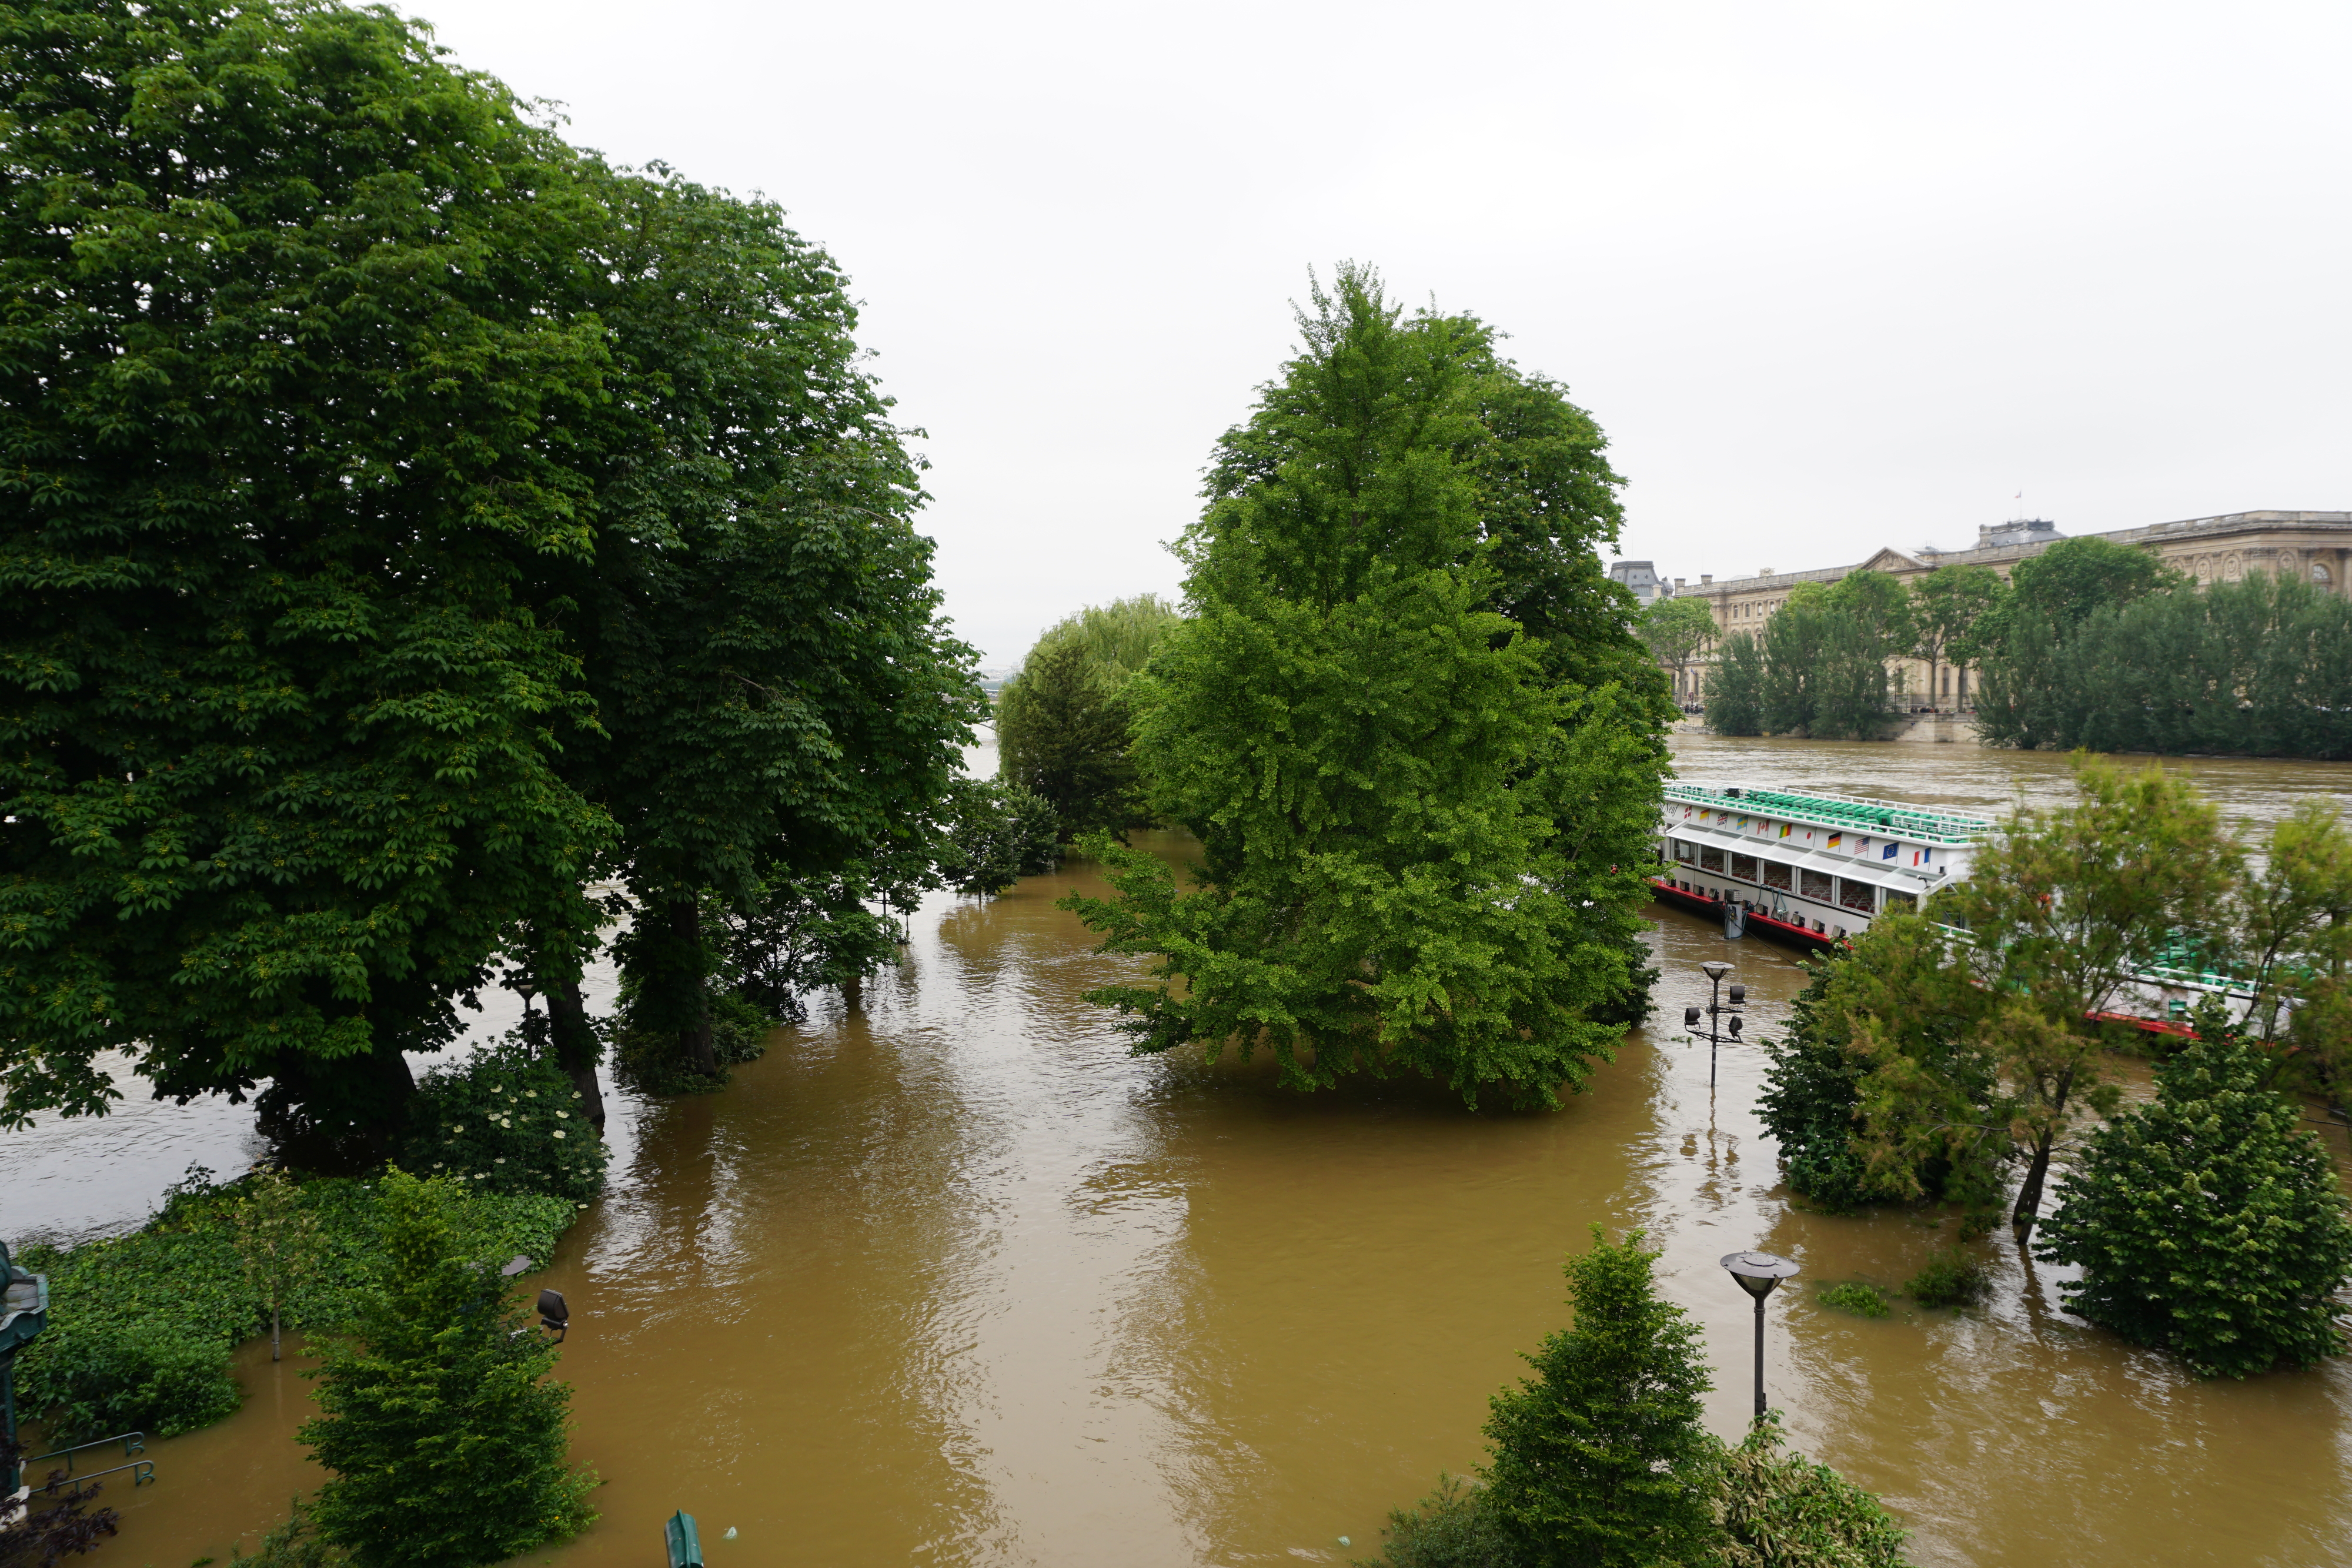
left=409, top=0, right=2351, bottom=669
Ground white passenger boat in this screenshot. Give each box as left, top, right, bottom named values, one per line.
left=1651, top=783, right=1989, bottom=952
left=1651, top=781, right=2267, bottom=1037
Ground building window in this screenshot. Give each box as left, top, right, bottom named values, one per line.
left=1762, top=861, right=1793, bottom=891
left=1699, top=847, right=1725, bottom=872
left=1799, top=868, right=1833, bottom=903
left=2317, top=563, right=2334, bottom=586
left=1838, top=878, right=1877, bottom=913
left=1729, top=853, right=1758, bottom=881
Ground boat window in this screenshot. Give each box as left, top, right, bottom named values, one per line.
left=1761, top=861, right=1793, bottom=891
left=1838, top=878, right=1877, bottom=913
left=1698, top=847, right=1725, bottom=872
left=1729, top=854, right=1758, bottom=881
left=1799, top=868, right=1833, bottom=902
left=1672, top=840, right=1695, bottom=864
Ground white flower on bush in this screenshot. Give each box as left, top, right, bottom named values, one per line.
left=553, top=1131, right=566, bottom=1141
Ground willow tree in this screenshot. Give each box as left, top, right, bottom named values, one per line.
left=1061, top=266, right=1664, bottom=1109
left=0, top=0, right=612, bottom=1148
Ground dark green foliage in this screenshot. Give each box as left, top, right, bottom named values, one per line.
left=2035, top=1004, right=2352, bottom=1376
left=0, top=0, right=616, bottom=1148
left=561, top=164, right=981, bottom=1083
left=1815, top=1283, right=1890, bottom=1319
left=1977, top=574, right=2352, bottom=758
left=1755, top=969, right=1876, bottom=1211
left=400, top=1039, right=608, bottom=1203
left=1358, top=1475, right=1517, bottom=1568
left=1482, top=1229, right=1718, bottom=1568
left=1909, top=563, right=2004, bottom=707
left=1064, top=266, right=1666, bottom=1110
left=718, top=871, right=905, bottom=1022
left=997, top=596, right=1180, bottom=841
left=228, top=1500, right=348, bottom=1567
left=303, top=1171, right=594, bottom=1568
left=1703, top=633, right=1767, bottom=737
left=14, top=1169, right=572, bottom=1444
left=611, top=949, right=781, bottom=1094
left=1716, top=1420, right=1911, bottom=1568
left=1973, top=536, right=2186, bottom=748
left=942, top=777, right=1063, bottom=897
left=1902, top=1250, right=1990, bottom=1309
left=1640, top=598, right=1718, bottom=708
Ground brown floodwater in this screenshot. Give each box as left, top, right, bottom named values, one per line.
left=39, top=734, right=2352, bottom=1567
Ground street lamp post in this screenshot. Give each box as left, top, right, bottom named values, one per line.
left=1682, top=963, right=1746, bottom=1089
left=1719, top=1251, right=1799, bottom=1425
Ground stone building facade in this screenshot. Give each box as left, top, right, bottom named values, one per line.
left=1657, top=510, right=2352, bottom=708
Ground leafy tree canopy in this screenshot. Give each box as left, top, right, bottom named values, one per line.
left=1062, top=265, right=1665, bottom=1109
left=2036, top=1003, right=2352, bottom=1377
left=997, top=596, right=1180, bottom=841
left=0, top=0, right=615, bottom=1141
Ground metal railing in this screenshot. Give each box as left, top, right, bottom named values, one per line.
left=25, top=1431, right=143, bottom=1476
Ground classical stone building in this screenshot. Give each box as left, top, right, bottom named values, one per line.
left=1657, top=510, right=2352, bottom=708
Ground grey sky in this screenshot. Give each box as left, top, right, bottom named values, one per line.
left=409, top=0, right=2351, bottom=669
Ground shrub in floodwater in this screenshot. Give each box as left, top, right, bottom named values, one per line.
left=1354, top=1474, right=1516, bottom=1568
left=1482, top=1229, right=1720, bottom=1567
left=401, top=1037, right=609, bottom=1203
left=1904, top=1249, right=1990, bottom=1309
left=2036, top=1002, right=2352, bottom=1377
left=1717, top=1417, right=1912, bottom=1567
left=305, top=1171, right=596, bottom=1568
left=1818, top=1282, right=1891, bottom=1319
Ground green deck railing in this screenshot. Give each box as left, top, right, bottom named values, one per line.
left=1665, top=783, right=1994, bottom=845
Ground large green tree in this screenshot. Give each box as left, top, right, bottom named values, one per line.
left=1908, top=563, right=2004, bottom=709
left=1975, top=537, right=2184, bottom=747
left=2036, top=1004, right=2352, bottom=1377
left=546, top=166, right=981, bottom=1086
left=1062, top=266, right=1665, bottom=1109
left=0, top=0, right=613, bottom=1146
left=1638, top=596, right=1716, bottom=706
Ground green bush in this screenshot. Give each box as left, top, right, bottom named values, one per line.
left=15, top=1170, right=575, bottom=1444
left=1817, top=1283, right=1891, bottom=1319
left=401, top=1039, right=609, bottom=1203
left=1903, top=1251, right=1990, bottom=1309
left=1718, top=1419, right=1912, bottom=1567
left=1356, top=1475, right=1516, bottom=1568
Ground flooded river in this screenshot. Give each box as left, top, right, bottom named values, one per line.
left=23, top=734, right=2352, bottom=1566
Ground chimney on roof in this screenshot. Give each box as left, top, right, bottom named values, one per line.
left=1700, top=574, right=1713, bottom=586
left=1759, top=567, right=1773, bottom=577
left=1673, top=577, right=1686, bottom=590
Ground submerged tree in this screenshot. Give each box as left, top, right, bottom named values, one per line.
left=1063, top=266, right=1665, bottom=1109
left=1703, top=631, right=1768, bottom=737
left=2036, top=1003, right=2352, bottom=1377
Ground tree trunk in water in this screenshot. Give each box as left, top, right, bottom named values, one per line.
left=2012, top=1128, right=2056, bottom=1235
left=842, top=975, right=864, bottom=1013
left=546, top=977, right=607, bottom=1132
left=271, top=1302, right=282, bottom=1363
left=670, top=896, right=719, bottom=1077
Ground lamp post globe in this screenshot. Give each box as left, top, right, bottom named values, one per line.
left=1719, top=1251, right=1799, bottom=1425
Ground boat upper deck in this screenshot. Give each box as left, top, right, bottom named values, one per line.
left=1663, top=783, right=1996, bottom=848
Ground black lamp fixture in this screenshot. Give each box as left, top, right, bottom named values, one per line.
left=1685, top=964, right=1745, bottom=1088
left=501, top=1255, right=570, bottom=1343
left=1719, top=1250, right=1799, bottom=1424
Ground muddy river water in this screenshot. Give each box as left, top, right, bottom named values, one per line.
left=20, top=733, right=2352, bottom=1567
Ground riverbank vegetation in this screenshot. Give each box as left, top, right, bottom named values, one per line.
left=1758, top=758, right=2352, bottom=1372
left=1362, top=1231, right=1910, bottom=1568
left=1060, top=266, right=1671, bottom=1109
left=1702, top=572, right=1919, bottom=741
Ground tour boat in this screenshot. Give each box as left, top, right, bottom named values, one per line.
left=1651, top=783, right=1984, bottom=954
left=1651, top=781, right=2264, bottom=1035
